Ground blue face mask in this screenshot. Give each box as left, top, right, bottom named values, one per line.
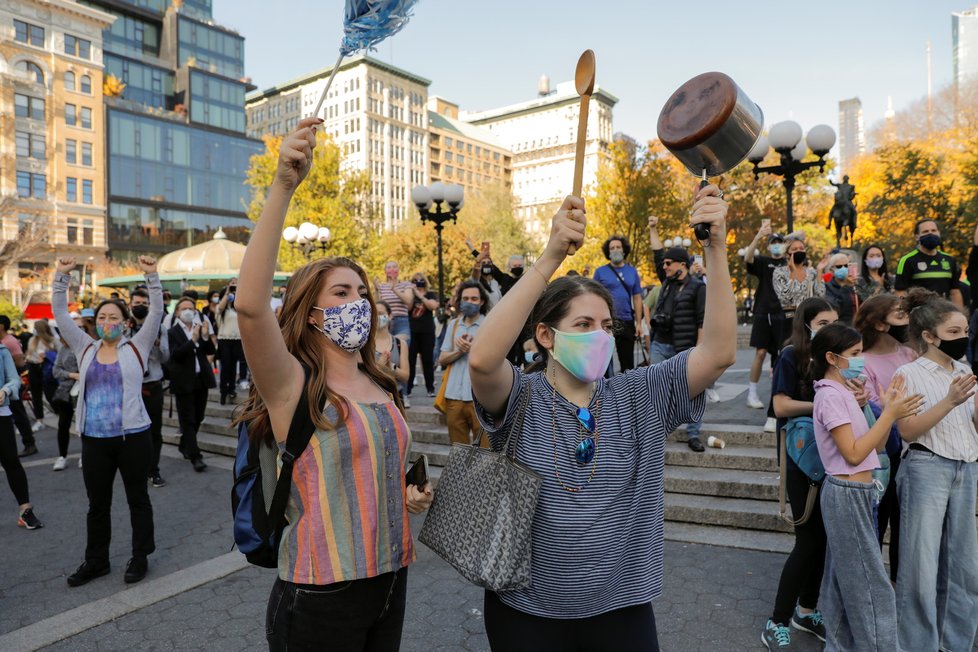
left=836, top=355, right=865, bottom=380
left=459, top=301, right=480, bottom=317
left=833, top=266, right=849, bottom=282
left=524, top=351, right=537, bottom=364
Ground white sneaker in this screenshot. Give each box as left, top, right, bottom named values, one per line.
left=747, top=394, right=764, bottom=409
left=764, top=417, right=777, bottom=433
left=706, top=388, right=721, bottom=403
left=53, top=456, right=67, bottom=471
left=403, top=396, right=411, bottom=408
left=31, top=421, right=44, bottom=433
left=78, top=456, right=83, bottom=469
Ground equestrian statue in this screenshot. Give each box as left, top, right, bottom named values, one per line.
left=827, top=175, right=857, bottom=249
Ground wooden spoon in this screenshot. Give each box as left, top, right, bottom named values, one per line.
left=568, top=49, right=595, bottom=256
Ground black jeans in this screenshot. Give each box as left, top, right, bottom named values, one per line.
left=0, top=415, right=30, bottom=505
left=484, top=590, right=659, bottom=651
left=81, top=432, right=155, bottom=564
left=407, top=329, right=435, bottom=395
left=9, top=399, right=34, bottom=447
left=266, top=568, right=408, bottom=651
left=27, top=362, right=49, bottom=420
left=141, top=381, right=164, bottom=475
left=173, top=380, right=207, bottom=462
left=53, top=398, right=74, bottom=457
left=876, top=451, right=901, bottom=581
left=614, top=327, right=636, bottom=373
left=771, top=458, right=826, bottom=624
left=218, top=339, right=244, bottom=396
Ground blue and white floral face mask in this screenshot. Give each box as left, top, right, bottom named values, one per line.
left=313, top=298, right=372, bottom=352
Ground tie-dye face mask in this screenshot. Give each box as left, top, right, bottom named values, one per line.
left=313, top=298, right=372, bottom=352
left=97, top=322, right=125, bottom=342
left=551, top=328, right=615, bottom=383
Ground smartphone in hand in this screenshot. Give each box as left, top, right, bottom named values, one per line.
left=405, top=454, right=429, bottom=489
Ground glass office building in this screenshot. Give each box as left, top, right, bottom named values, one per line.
left=80, top=0, right=261, bottom=258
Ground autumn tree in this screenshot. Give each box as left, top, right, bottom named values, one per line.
left=246, top=132, right=375, bottom=272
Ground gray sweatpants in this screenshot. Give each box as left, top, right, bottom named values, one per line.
left=819, top=475, right=900, bottom=652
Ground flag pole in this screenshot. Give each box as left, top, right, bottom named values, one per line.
left=311, top=52, right=345, bottom=119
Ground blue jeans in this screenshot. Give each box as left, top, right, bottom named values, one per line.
left=820, top=476, right=897, bottom=651
left=895, top=450, right=978, bottom=652
left=389, top=315, right=411, bottom=343
left=650, top=341, right=701, bottom=439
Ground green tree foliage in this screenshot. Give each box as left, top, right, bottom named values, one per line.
left=0, top=298, right=23, bottom=324
left=246, top=133, right=375, bottom=272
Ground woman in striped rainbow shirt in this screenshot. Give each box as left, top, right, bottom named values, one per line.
left=236, top=117, right=433, bottom=651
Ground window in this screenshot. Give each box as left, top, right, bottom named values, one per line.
left=14, top=94, right=44, bottom=120
left=67, top=218, right=78, bottom=244
left=17, top=172, right=46, bottom=199
left=82, top=180, right=93, bottom=204
left=15, top=61, right=44, bottom=84
left=444, top=137, right=452, bottom=148
left=81, top=107, right=92, bottom=129
left=66, top=139, right=77, bottom=164
left=82, top=142, right=93, bottom=166
left=83, top=220, right=94, bottom=246
left=445, top=152, right=453, bottom=162
left=67, top=177, right=78, bottom=202
left=65, top=71, right=76, bottom=91
left=80, top=75, right=92, bottom=94
left=16, top=131, right=45, bottom=160
left=66, top=103, right=76, bottom=126
left=14, top=20, right=44, bottom=47
left=65, top=34, right=92, bottom=59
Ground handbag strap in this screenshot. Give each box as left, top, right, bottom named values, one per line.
left=610, top=265, right=635, bottom=320
left=501, top=378, right=532, bottom=459
left=778, top=429, right=817, bottom=527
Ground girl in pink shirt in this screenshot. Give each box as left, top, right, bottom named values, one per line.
left=810, top=323, right=923, bottom=651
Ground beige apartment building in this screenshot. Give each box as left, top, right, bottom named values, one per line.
left=427, top=96, right=511, bottom=193
left=0, top=0, right=114, bottom=303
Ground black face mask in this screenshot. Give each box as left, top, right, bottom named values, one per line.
left=131, top=305, right=149, bottom=320
left=936, top=336, right=969, bottom=361
left=414, top=280, right=426, bottom=288
left=510, top=267, right=524, bottom=278
left=792, top=251, right=807, bottom=265
left=888, top=324, right=908, bottom=344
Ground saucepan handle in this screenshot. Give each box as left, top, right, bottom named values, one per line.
left=693, top=179, right=712, bottom=241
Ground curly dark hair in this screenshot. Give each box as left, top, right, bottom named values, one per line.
left=601, top=235, right=631, bottom=261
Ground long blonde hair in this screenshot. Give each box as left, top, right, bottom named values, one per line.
left=233, top=257, right=402, bottom=447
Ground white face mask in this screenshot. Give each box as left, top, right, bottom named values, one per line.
left=179, top=309, right=196, bottom=325
left=377, top=314, right=390, bottom=329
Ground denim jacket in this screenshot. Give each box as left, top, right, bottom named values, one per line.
left=52, top=272, right=164, bottom=436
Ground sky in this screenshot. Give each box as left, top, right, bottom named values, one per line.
left=224, top=0, right=974, bottom=157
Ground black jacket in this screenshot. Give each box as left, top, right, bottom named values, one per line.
left=166, top=323, right=216, bottom=393
left=652, top=248, right=706, bottom=352
left=824, top=280, right=858, bottom=325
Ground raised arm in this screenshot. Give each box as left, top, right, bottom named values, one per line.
left=130, top=257, right=163, bottom=357
left=468, top=196, right=586, bottom=416
left=52, top=257, right=94, bottom=355
left=744, top=223, right=770, bottom=265
left=236, top=117, right=322, bottom=410
left=686, top=185, right=737, bottom=397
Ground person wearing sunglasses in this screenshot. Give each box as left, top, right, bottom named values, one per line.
left=468, top=187, right=736, bottom=650
left=823, top=252, right=859, bottom=326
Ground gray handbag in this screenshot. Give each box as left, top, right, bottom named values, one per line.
left=418, top=385, right=542, bottom=592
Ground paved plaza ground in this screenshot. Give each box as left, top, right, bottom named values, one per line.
left=1, top=350, right=974, bottom=650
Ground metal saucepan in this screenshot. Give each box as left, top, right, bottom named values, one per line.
left=657, top=71, right=764, bottom=178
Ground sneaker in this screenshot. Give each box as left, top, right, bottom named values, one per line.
left=67, top=560, right=110, bottom=587
left=124, top=556, right=148, bottom=583
left=151, top=474, right=166, bottom=488
left=747, top=394, right=765, bottom=409
left=17, top=508, right=43, bottom=530
left=764, top=417, right=777, bottom=433
left=192, top=457, right=207, bottom=473
left=687, top=436, right=705, bottom=452
left=705, top=387, right=721, bottom=403
left=78, top=456, right=83, bottom=469
left=18, top=444, right=38, bottom=457
left=53, top=456, right=67, bottom=471
left=426, top=390, right=435, bottom=398
left=761, top=620, right=792, bottom=649
left=791, top=608, right=826, bottom=642
left=31, top=421, right=44, bottom=433
left=403, top=396, right=411, bottom=408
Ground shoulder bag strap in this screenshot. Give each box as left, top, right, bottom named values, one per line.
left=778, top=427, right=817, bottom=526
left=611, top=266, right=636, bottom=319
left=501, top=378, right=532, bottom=459
left=266, top=365, right=318, bottom=536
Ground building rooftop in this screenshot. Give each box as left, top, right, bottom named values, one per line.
left=461, top=80, right=618, bottom=124
left=428, top=111, right=508, bottom=150
left=246, top=54, right=431, bottom=102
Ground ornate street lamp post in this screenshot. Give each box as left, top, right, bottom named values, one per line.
left=282, top=221, right=331, bottom=257
left=411, top=182, right=464, bottom=309
left=747, top=121, right=837, bottom=234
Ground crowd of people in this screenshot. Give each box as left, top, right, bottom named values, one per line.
left=2, top=114, right=976, bottom=652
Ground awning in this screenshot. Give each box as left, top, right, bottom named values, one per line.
left=98, top=272, right=292, bottom=288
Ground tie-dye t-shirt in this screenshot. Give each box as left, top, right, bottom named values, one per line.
left=83, top=360, right=124, bottom=438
